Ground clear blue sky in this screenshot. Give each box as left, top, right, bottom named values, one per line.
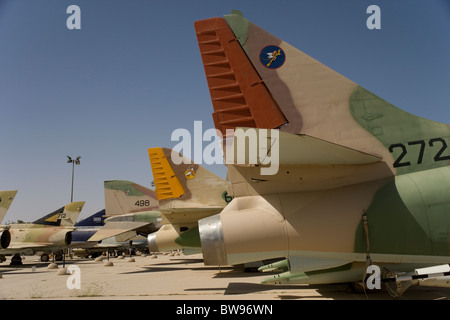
left=1, top=0, right=449, bottom=222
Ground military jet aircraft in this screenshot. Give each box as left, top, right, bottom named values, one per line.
left=89, top=149, right=230, bottom=255
left=70, top=209, right=147, bottom=258
left=194, top=11, right=450, bottom=296
left=147, top=147, right=230, bottom=254
left=0, top=201, right=84, bottom=263
left=0, top=190, right=18, bottom=250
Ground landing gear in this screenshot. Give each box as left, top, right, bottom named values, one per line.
left=10, top=253, right=22, bottom=266
left=40, top=253, right=49, bottom=262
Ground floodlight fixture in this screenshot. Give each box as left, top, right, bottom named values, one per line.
left=67, top=155, right=81, bottom=202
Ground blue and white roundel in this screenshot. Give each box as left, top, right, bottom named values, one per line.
left=259, top=45, right=286, bottom=69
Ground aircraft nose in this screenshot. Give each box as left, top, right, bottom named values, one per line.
left=198, top=214, right=227, bottom=265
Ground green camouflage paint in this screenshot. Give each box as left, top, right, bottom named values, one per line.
left=174, top=226, right=201, bottom=248
left=350, top=86, right=450, bottom=175
left=104, top=180, right=148, bottom=197
left=355, top=166, right=450, bottom=256
left=133, top=211, right=160, bottom=222
left=224, top=11, right=249, bottom=53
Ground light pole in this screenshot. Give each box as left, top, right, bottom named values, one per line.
left=67, top=156, right=81, bottom=202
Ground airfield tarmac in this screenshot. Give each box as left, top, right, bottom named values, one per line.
left=1, top=252, right=450, bottom=301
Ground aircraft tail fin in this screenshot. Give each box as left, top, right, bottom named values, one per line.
left=104, top=180, right=158, bottom=216
left=194, top=15, right=287, bottom=138
left=33, top=201, right=85, bottom=227
left=195, top=11, right=450, bottom=175
left=75, top=209, right=106, bottom=227
left=0, top=190, right=18, bottom=224
left=148, top=147, right=231, bottom=208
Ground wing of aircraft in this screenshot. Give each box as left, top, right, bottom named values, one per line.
left=194, top=11, right=450, bottom=297
left=4, top=201, right=85, bottom=252
left=88, top=181, right=160, bottom=242
left=88, top=211, right=161, bottom=242
left=146, top=147, right=230, bottom=253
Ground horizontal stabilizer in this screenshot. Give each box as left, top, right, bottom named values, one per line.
left=159, top=207, right=224, bottom=225
left=227, top=128, right=382, bottom=166
left=87, top=221, right=151, bottom=242
left=88, top=211, right=161, bottom=242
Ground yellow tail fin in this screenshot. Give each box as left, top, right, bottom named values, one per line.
left=148, top=148, right=186, bottom=201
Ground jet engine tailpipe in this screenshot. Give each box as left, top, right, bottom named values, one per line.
left=198, top=214, right=227, bottom=265
left=0, top=230, right=11, bottom=249
left=198, top=205, right=288, bottom=266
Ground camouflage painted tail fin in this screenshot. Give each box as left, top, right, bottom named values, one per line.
left=195, top=11, right=450, bottom=176
left=33, top=201, right=85, bottom=226
left=104, top=180, right=158, bottom=216
left=148, top=147, right=231, bottom=209
left=0, top=190, right=18, bottom=224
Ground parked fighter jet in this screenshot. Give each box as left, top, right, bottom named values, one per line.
left=194, top=11, right=450, bottom=296
left=147, top=147, right=230, bottom=253
left=71, top=209, right=147, bottom=258
left=0, top=201, right=84, bottom=263
left=0, top=190, right=18, bottom=249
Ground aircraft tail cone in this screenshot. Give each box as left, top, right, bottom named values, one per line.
left=147, top=233, right=159, bottom=253
left=198, top=214, right=227, bottom=266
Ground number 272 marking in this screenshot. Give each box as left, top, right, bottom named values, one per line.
left=389, top=138, right=450, bottom=168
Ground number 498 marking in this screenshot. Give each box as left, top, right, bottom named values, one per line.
left=389, top=137, right=450, bottom=168
left=135, top=200, right=150, bottom=207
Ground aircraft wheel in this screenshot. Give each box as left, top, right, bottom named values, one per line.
left=10, top=254, right=22, bottom=266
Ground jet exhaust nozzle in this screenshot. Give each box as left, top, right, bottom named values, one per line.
left=0, top=229, right=11, bottom=249
left=199, top=197, right=289, bottom=266
left=147, top=233, right=159, bottom=252
left=65, top=231, right=72, bottom=246
left=198, top=214, right=227, bottom=265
